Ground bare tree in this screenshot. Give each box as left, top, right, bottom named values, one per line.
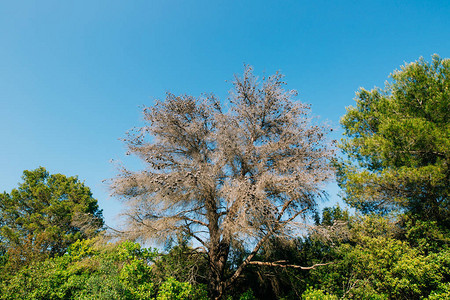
left=112, top=66, right=334, bottom=299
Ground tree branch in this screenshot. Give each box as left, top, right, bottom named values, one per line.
left=182, top=220, right=207, bottom=248
left=181, top=216, right=208, bottom=227
left=282, top=207, right=308, bottom=224
left=248, top=261, right=333, bottom=269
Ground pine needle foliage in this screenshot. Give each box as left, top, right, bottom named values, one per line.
left=337, top=55, right=449, bottom=226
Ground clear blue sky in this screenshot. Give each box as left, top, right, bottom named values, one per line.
left=1, top=0, right=449, bottom=227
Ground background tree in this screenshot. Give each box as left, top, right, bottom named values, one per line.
left=0, top=167, right=104, bottom=268
left=112, top=66, right=334, bottom=299
left=337, top=55, right=449, bottom=227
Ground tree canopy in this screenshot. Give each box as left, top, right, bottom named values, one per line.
left=112, top=66, right=334, bottom=298
left=0, top=167, right=104, bottom=266
left=337, top=55, right=449, bottom=227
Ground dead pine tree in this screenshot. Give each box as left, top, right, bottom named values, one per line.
left=111, top=66, right=334, bottom=299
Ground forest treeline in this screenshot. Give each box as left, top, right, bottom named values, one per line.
left=0, top=55, right=448, bottom=299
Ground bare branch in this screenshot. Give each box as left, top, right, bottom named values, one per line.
left=282, top=207, right=308, bottom=224
left=180, top=216, right=208, bottom=227
left=248, top=261, right=333, bottom=270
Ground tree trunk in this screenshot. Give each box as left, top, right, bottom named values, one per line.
left=205, top=192, right=230, bottom=299
left=208, top=240, right=230, bottom=300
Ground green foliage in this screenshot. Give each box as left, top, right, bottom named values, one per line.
left=400, top=215, right=450, bottom=254
left=426, top=282, right=450, bottom=300
left=0, top=239, right=210, bottom=300
left=329, top=55, right=450, bottom=298
left=337, top=55, right=449, bottom=227
left=156, top=277, right=208, bottom=300
left=1, top=239, right=119, bottom=299
left=301, top=287, right=338, bottom=300
left=307, top=213, right=450, bottom=299
left=238, top=289, right=255, bottom=300
left=316, top=205, right=350, bottom=226
left=0, top=167, right=104, bottom=270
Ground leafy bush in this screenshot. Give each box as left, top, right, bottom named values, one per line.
left=307, top=214, right=450, bottom=299
left=0, top=239, right=209, bottom=300
left=301, top=287, right=338, bottom=300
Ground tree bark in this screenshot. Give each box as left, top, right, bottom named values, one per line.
left=205, top=191, right=231, bottom=299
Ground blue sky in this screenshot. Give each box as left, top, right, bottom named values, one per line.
left=1, top=0, right=449, bottom=227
